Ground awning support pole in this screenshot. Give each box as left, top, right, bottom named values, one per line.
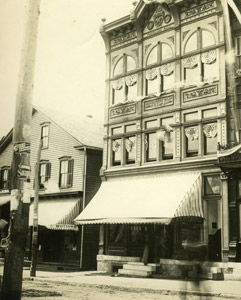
left=98, top=224, right=105, bottom=254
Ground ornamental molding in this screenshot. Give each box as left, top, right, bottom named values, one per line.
left=185, top=126, right=199, bottom=141
left=112, top=79, right=124, bottom=90
left=183, top=55, right=199, bottom=69
left=203, top=123, right=217, bottom=138
left=125, top=74, right=137, bottom=86
left=159, top=63, right=174, bottom=76
left=146, top=68, right=158, bottom=80
left=112, top=140, right=120, bottom=152
left=110, top=103, right=136, bottom=118
left=201, top=50, right=216, bottom=64
left=125, top=138, right=135, bottom=153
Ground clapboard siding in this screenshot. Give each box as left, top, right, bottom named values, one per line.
left=0, top=143, right=13, bottom=167
left=85, top=149, right=102, bottom=206
left=30, top=110, right=84, bottom=193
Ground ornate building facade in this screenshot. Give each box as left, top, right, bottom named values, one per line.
left=75, top=0, right=241, bottom=275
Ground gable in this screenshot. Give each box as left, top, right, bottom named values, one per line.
left=143, top=4, right=174, bottom=36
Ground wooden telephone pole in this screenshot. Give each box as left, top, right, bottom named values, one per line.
left=1, top=1, right=40, bottom=299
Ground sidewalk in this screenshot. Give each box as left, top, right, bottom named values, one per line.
left=16, top=267, right=241, bottom=299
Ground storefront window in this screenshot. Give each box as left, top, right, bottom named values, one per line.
left=125, top=136, right=136, bottom=164
left=112, top=139, right=121, bottom=166
left=204, top=175, right=220, bottom=195
left=203, top=122, right=217, bottom=155
left=109, top=224, right=125, bottom=244
left=185, top=126, right=199, bottom=157
left=145, top=132, right=157, bottom=162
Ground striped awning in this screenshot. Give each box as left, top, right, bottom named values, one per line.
left=74, top=172, right=203, bottom=225
left=29, top=198, right=80, bottom=231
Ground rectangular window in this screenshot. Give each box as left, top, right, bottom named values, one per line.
left=145, top=132, right=157, bottom=162
left=145, top=119, right=157, bottom=129
left=162, top=73, right=174, bottom=91
left=39, top=162, right=51, bottom=188
left=0, top=168, right=10, bottom=190
left=41, top=125, right=49, bottom=149
left=112, top=127, right=122, bottom=135
left=202, top=108, right=217, bottom=119
left=125, top=124, right=136, bottom=133
left=204, top=175, right=220, bottom=195
left=185, top=126, right=199, bottom=157
left=184, top=112, right=198, bottom=122
left=203, top=122, right=217, bottom=155
left=59, top=159, right=74, bottom=188
left=146, top=78, right=159, bottom=95
left=127, top=84, right=137, bottom=101
left=184, top=65, right=200, bottom=85
left=113, top=87, right=125, bottom=105
left=125, top=136, right=136, bottom=164
left=112, top=139, right=121, bottom=166
left=202, top=60, right=219, bottom=81
left=161, top=117, right=173, bottom=160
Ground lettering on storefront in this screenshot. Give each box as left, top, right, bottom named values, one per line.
left=110, top=104, right=136, bottom=118
left=111, top=31, right=137, bottom=47
left=183, top=85, right=218, bottom=102
left=181, top=1, right=216, bottom=22
left=144, top=94, right=174, bottom=111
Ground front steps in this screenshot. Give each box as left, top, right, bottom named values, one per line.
left=118, top=260, right=225, bottom=280
left=118, top=262, right=159, bottom=278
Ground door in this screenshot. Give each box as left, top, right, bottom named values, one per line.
left=207, top=199, right=221, bottom=261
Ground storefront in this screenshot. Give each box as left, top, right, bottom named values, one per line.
left=75, top=171, right=222, bottom=271
left=29, top=195, right=81, bottom=267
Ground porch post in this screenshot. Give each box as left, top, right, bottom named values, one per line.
left=221, top=173, right=229, bottom=262
left=99, top=224, right=105, bottom=254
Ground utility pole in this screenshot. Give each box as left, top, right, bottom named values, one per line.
left=30, top=139, right=41, bottom=277
left=1, top=1, right=40, bottom=299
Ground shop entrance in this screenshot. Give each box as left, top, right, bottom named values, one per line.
left=207, top=199, right=221, bottom=261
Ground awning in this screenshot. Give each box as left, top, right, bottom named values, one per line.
left=0, top=195, right=10, bottom=206
left=29, top=198, right=80, bottom=231
left=74, top=172, right=203, bottom=225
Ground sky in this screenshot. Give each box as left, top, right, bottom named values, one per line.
left=0, top=0, right=135, bottom=139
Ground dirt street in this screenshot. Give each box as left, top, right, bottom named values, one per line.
left=21, top=278, right=239, bottom=300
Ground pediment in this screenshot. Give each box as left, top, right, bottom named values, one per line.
left=143, top=4, right=174, bottom=34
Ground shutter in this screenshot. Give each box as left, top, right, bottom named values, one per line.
left=0, top=169, right=2, bottom=189
left=7, top=169, right=11, bottom=189
left=46, top=162, right=51, bottom=180
left=59, top=161, right=62, bottom=187
left=67, top=159, right=74, bottom=187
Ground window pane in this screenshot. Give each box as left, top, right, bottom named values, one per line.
left=147, top=46, right=158, bottom=65
left=162, top=73, right=174, bottom=91
left=202, top=108, right=217, bottom=119
left=203, top=60, right=219, bottom=81
left=185, top=126, right=199, bottom=157
left=112, top=127, right=122, bottom=135
left=61, top=161, right=68, bottom=173
left=109, top=224, right=125, bottom=244
left=185, top=33, right=198, bottom=53
left=204, top=176, right=220, bottom=195
left=126, top=56, right=136, bottom=72
left=202, top=30, right=215, bottom=48
left=204, top=135, right=217, bottom=154
left=113, top=57, right=124, bottom=76
left=162, top=43, right=173, bottom=60
left=185, top=65, right=200, bottom=85
left=112, top=139, right=121, bottom=166
left=61, top=174, right=68, bottom=187
left=145, top=120, right=157, bottom=129
left=113, top=87, right=124, bottom=104
left=162, top=131, right=173, bottom=160
left=161, top=117, right=173, bottom=127
left=184, top=112, right=198, bottom=122
left=125, top=124, right=136, bottom=133
left=126, top=136, right=136, bottom=164
left=127, top=83, right=137, bottom=101
left=146, top=78, right=159, bottom=95
left=146, top=132, right=157, bottom=161
left=41, top=125, right=49, bottom=148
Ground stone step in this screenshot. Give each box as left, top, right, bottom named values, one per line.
left=123, top=264, right=156, bottom=272
left=118, top=268, right=152, bottom=278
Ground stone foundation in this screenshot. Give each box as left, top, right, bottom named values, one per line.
left=97, top=255, right=140, bottom=273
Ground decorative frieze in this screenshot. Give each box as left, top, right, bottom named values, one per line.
left=110, top=31, right=137, bottom=48
left=181, top=1, right=216, bottom=23
left=183, top=85, right=218, bottom=102
left=110, top=103, right=136, bottom=118
left=144, top=94, right=174, bottom=111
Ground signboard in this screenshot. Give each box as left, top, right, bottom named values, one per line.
left=144, top=94, right=174, bottom=111
left=183, top=85, right=218, bottom=102
left=110, top=103, right=136, bottom=118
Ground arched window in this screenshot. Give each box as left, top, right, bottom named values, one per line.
left=162, top=43, right=173, bottom=60
left=183, top=29, right=218, bottom=85
left=112, top=54, right=137, bottom=104
left=147, top=46, right=158, bottom=66
left=146, top=43, right=173, bottom=66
